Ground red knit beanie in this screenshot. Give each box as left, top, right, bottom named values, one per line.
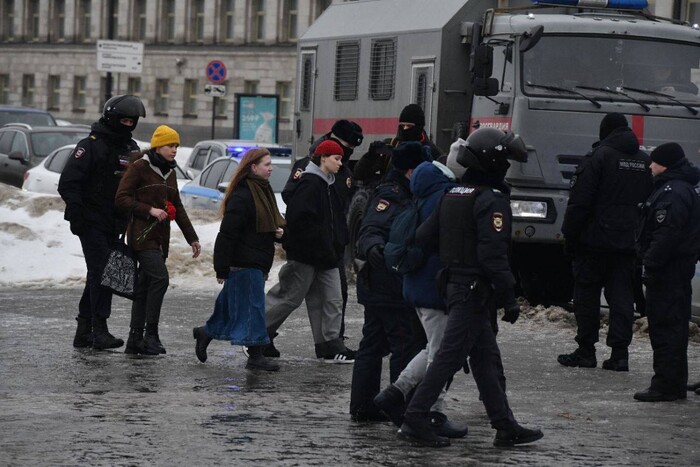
left=314, top=140, right=344, bottom=157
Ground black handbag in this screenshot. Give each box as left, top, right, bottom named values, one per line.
left=101, top=234, right=138, bottom=300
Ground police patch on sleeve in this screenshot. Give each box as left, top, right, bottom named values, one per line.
left=655, top=209, right=667, bottom=224
left=570, top=174, right=577, bottom=188
left=73, top=147, right=86, bottom=159
left=376, top=199, right=390, bottom=212
left=346, top=176, right=352, bottom=189
left=293, top=168, right=303, bottom=180
left=492, top=212, right=504, bottom=232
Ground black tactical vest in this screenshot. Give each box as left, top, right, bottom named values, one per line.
left=439, top=185, right=482, bottom=267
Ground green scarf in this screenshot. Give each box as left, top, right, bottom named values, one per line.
left=246, top=174, right=286, bottom=233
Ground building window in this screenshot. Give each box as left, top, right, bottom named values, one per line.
left=191, top=0, right=205, bottom=43
left=220, top=0, right=235, bottom=42
left=127, top=77, right=141, bottom=96
left=161, top=0, right=175, bottom=43
left=73, top=76, right=86, bottom=110
left=688, top=0, right=700, bottom=23
left=251, top=0, right=265, bottom=42
left=244, top=80, right=259, bottom=94
left=334, top=41, right=360, bottom=101
left=315, top=0, right=331, bottom=19
left=282, top=0, right=298, bottom=42
left=215, top=81, right=229, bottom=118
left=26, top=0, right=39, bottom=42
left=77, top=0, right=91, bottom=42
left=47, top=75, right=61, bottom=110
left=133, top=0, right=147, bottom=41
left=51, top=0, right=65, bottom=41
left=155, top=79, right=169, bottom=115
left=22, top=74, right=35, bottom=106
left=184, top=79, right=198, bottom=116
left=0, top=74, right=9, bottom=104
left=369, top=38, right=397, bottom=100
left=276, top=81, right=291, bottom=121
left=1, top=0, right=16, bottom=42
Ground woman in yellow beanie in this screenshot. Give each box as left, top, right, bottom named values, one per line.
left=115, top=125, right=201, bottom=355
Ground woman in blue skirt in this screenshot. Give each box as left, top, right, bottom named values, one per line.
left=193, top=148, right=285, bottom=371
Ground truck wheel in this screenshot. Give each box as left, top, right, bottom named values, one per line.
left=451, top=121, right=469, bottom=142
left=345, top=187, right=372, bottom=273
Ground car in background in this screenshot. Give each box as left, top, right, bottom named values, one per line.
left=22, top=144, right=191, bottom=195
left=0, top=124, right=90, bottom=187
left=0, top=105, right=57, bottom=127
left=183, top=139, right=292, bottom=179
left=180, top=155, right=291, bottom=215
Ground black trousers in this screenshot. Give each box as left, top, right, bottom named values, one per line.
left=572, top=252, right=636, bottom=355
left=77, top=228, right=116, bottom=321
left=404, top=280, right=515, bottom=428
left=130, top=249, right=169, bottom=329
left=646, top=259, right=694, bottom=396
left=349, top=304, right=425, bottom=416
left=338, top=259, right=348, bottom=338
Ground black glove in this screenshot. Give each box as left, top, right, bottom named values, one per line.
left=368, top=140, right=388, bottom=156
left=501, top=303, right=521, bottom=324
left=69, top=217, right=87, bottom=236
left=367, top=245, right=385, bottom=269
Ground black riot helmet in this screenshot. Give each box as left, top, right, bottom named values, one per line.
left=102, top=95, right=146, bottom=134
left=456, top=128, right=527, bottom=176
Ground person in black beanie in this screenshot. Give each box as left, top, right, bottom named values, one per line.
left=558, top=112, right=653, bottom=372
left=634, top=143, right=700, bottom=401
left=350, top=141, right=429, bottom=422
left=354, top=104, right=441, bottom=185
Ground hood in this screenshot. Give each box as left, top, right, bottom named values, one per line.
left=598, top=127, right=639, bottom=155
left=654, top=159, right=700, bottom=188
left=410, top=161, right=456, bottom=199
left=303, top=161, right=335, bottom=185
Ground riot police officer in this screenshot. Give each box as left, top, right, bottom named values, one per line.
left=398, top=128, right=543, bottom=448
left=58, top=95, right=145, bottom=350
left=634, top=143, right=700, bottom=402
left=558, top=113, right=653, bottom=371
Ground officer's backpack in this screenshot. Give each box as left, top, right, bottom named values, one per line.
left=383, top=199, right=427, bottom=275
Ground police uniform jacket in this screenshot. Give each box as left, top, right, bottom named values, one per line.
left=212, top=182, right=278, bottom=278
left=562, top=127, right=653, bottom=254
left=283, top=164, right=348, bottom=270
left=115, top=153, right=198, bottom=258
left=417, top=170, right=517, bottom=305
left=58, top=120, right=139, bottom=235
left=637, top=159, right=700, bottom=271
left=356, top=169, right=412, bottom=306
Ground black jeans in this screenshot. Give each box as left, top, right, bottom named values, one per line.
left=349, top=304, right=425, bottom=415
left=130, top=249, right=169, bottom=328
left=572, top=252, right=636, bottom=355
left=405, top=280, right=515, bottom=428
left=646, top=259, right=694, bottom=395
left=77, top=228, right=116, bottom=321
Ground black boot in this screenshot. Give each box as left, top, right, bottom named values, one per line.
left=73, top=316, right=93, bottom=348
left=125, top=328, right=159, bottom=356
left=398, top=414, right=450, bottom=447
left=193, top=327, right=213, bottom=363
left=373, top=384, right=406, bottom=427
left=246, top=345, right=280, bottom=371
left=493, top=422, right=544, bottom=447
left=92, top=319, right=124, bottom=350
left=145, top=323, right=166, bottom=354
left=430, top=412, right=469, bottom=439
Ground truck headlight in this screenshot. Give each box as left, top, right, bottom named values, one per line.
left=511, top=200, right=548, bottom=219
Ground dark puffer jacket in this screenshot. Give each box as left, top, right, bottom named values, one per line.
left=213, top=181, right=278, bottom=278
left=115, top=153, right=198, bottom=258
left=562, top=126, right=653, bottom=254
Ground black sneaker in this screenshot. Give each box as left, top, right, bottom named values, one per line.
left=398, top=418, right=450, bottom=448
left=493, top=423, right=544, bottom=447
left=557, top=349, right=596, bottom=368
left=430, top=412, right=468, bottom=439
left=321, top=350, right=355, bottom=364
left=602, top=358, right=629, bottom=372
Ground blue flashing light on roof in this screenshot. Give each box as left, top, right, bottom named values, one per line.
left=227, top=145, right=251, bottom=156
left=531, top=0, right=648, bottom=9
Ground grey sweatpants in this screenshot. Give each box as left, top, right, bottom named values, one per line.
left=265, top=260, right=343, bottom=346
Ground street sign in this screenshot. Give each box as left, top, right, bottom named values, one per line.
left=206, top=60, right=227, bottom=83
left=204, top=84, right=227, bottom=97
left=97, top=40, right=144, bottom=74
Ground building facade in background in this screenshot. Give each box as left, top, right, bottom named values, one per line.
left=0, top=0, right=696, bottom=145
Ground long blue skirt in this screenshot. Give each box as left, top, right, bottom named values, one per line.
left=203, top=268, right=270, bottom=346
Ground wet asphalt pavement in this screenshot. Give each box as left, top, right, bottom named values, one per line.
left=1, top=286, right=699, bottom=466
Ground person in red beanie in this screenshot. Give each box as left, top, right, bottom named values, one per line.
left=264, top=139, right=356, bottom=362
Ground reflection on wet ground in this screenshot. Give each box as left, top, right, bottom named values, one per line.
left=0, top=288, right=699, bottom=466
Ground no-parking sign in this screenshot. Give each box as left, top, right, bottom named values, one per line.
left=206, top=60, right=227, bottom=84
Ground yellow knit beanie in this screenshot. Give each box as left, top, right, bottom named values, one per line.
left=150, top=125, right=180, bottom=148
